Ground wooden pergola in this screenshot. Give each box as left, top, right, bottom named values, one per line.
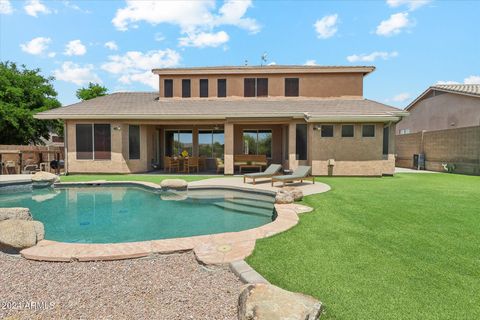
left=0, top=149, right=62, bottom=175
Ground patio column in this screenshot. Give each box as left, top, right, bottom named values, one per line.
left=288, top=122, right=298, bottom=170
left=224, top=122, right=234, bottom=175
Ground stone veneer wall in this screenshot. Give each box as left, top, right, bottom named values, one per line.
left=395, top=126, right=480, bottom=175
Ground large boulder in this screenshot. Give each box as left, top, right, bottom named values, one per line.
left=32, top=171, right=60, bottom=184
left=275, top=191, right=294, bottom=204
left=0, top=207, right=32, bottom=221
left=282, top=187, right=304, bottom=201
left=238, top=283, right=323, bottom=320
left=160, top=179, right=188, bottom=191
left=0, top=220, right=44, bottom=253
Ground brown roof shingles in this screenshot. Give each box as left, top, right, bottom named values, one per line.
left=35, top=92, right=406, bottom=120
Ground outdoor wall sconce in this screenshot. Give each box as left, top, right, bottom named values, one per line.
left=313, top=124, right=321, bottom=131
left=113, top=126, right=121, bottom=131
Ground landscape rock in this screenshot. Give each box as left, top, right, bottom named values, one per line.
left=275, top=191, right=294, bottom=204
left=0, top=220, right=45, bottom=252
left=282, top=187, right=304, bottom=201
left=31, top=171, right=60, bottom=186
left=238, top=283, right=322, bottom=320
left=160, top=179, right=188, bottom=191
left=160, top=191, right=188, bottom=201
left=0, top=207, right=32, bottom=221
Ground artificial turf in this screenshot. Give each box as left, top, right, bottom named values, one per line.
left=246, top=173, right=480, bottom=319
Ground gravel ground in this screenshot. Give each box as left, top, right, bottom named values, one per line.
left=0, top=252, right=242, bottom=320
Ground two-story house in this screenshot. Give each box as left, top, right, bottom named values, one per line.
left=35, top=65, right=407, bottom=176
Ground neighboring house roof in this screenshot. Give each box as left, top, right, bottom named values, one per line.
left=35, top=92, right=407, bottom=122
left=405, top=84, right=480, bottom=110
left=152, top=65, right=375, bottom=76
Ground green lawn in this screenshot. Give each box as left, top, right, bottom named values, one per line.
left=60, top=174, right=215, bottom=184
left=247, top=173, right=480, bottom=319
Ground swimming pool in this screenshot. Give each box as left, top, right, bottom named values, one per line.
left=0, top=185, right=275, bottom=244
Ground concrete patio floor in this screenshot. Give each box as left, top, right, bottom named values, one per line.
left=190, top=176, right=331, bottom=195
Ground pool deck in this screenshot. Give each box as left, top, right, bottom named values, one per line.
left=7, top=176, right=330, bottom=265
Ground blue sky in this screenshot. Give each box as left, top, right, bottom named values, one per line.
left=1, top=0, right=479, bottom=108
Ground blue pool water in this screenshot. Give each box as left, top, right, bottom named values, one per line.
left=0, top=186, right=275, bottom=243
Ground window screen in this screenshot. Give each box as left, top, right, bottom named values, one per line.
left=93, top=124, right=111, bottom=160
left=217, top=79, right=226, bottom=97
left=200, top=79, right=208, bottom=98
left=164, top=79, right=173, bottom=98
left=129, top=125, right=140, bottom=159
left=256, top=78, right=268, bottom=97
left=362, top=125, right=375, bottom=137
left=285, top=78, right=299, bottom=97
left=342, top=125, right=354, bottom=137
left=76, top=124, right=93, bottom=159
left=321, top=125, right=334, bottom=137
left=182, top=79, right=191, bottom=98
left=296, top=124, right=307, bottom=160
left=244, top=78, right=255, bottom=97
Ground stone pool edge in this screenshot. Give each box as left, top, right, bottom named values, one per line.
left=19, top=180, right=317, bottom=265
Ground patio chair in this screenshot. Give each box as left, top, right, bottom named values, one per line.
left=243, top=164, right=282, bottom=185
left=216, top=158, right=224, bottom=173
left=184, top=157, right=199, bottom=173
left=271, top=165, right=315, bottom=187
left=164, top=156, right=180, bottom=173
left=22, top=158, right=39, bottom=174
left=4, top=161, right=17, bottom=174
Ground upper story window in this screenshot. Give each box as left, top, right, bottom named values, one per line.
left=200, top=79, right=208, bottom=98
left=285, top=78, right=299, bottom=97
left=164, top=79, right=173, bottom=98
left=182, top=79, right=191, bottom=98
left=244, top=78, right=268, bottom=97
left=217, top=79, right=227, bottom=98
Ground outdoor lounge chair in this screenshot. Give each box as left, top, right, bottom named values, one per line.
left=271, top=165, right=315, bottom=187
left=243, top=164, right=282, bottom=185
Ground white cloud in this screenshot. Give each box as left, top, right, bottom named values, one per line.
left=53, top=62, right=101, bottom=85
left=104, top=41, right=118, bottom=51
left=436, top=80, right=460, bottom=85
left=47, top=52, right=56, bottom=58
left=24, top=0, right=50, bottom=17
left=112, top=0, right=259, bottom=47
left=347, top=51, right=398, bottom=62
left=314, top=14, right=338, bottom=39
left=376, top=12, right=410, bottom=36
left=64, top=40, right=87, bottom=56
left=436, top=76, right=480, bottom=85
left=391, top=92, right=411, bottom=102
left=62, top=0, right=90, bottom=13
left=0, top=0, right=13, bottom=14
left=154, top=32, right=166, bottom=42
left=386, top=0, right=431, bottom=11
left=464, top=75, right=480, bottom=84
left=178, top=31, right=229, bottom=48
left=101, top=49, right=181, bottom=89
left=304, top=59, right=317, bottom=66
left=20, top=37, right=51, bottom=55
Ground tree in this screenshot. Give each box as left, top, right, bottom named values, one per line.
left=0, top=61, right=62, bottom=145
left=76, top=82, right=108, bottom=101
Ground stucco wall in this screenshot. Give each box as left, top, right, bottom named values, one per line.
left=65, top=120, right=149, bottom=174
left=397, top=93, right=480, bottom=134
left=310, top=123, right=395, bottom=176
left=158, top=73, right=364, bottom=98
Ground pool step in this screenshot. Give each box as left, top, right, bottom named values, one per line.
left=225, top=198, right=274, bottom=210
left=214, top=202, right=273, bottom=218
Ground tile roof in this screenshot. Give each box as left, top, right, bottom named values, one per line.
left=35, top=92, right=406, bottom=121
left=431, top=84, right=480, bottom=96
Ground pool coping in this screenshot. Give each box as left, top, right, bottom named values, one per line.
left=17, top=180, right=320, bottom=265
